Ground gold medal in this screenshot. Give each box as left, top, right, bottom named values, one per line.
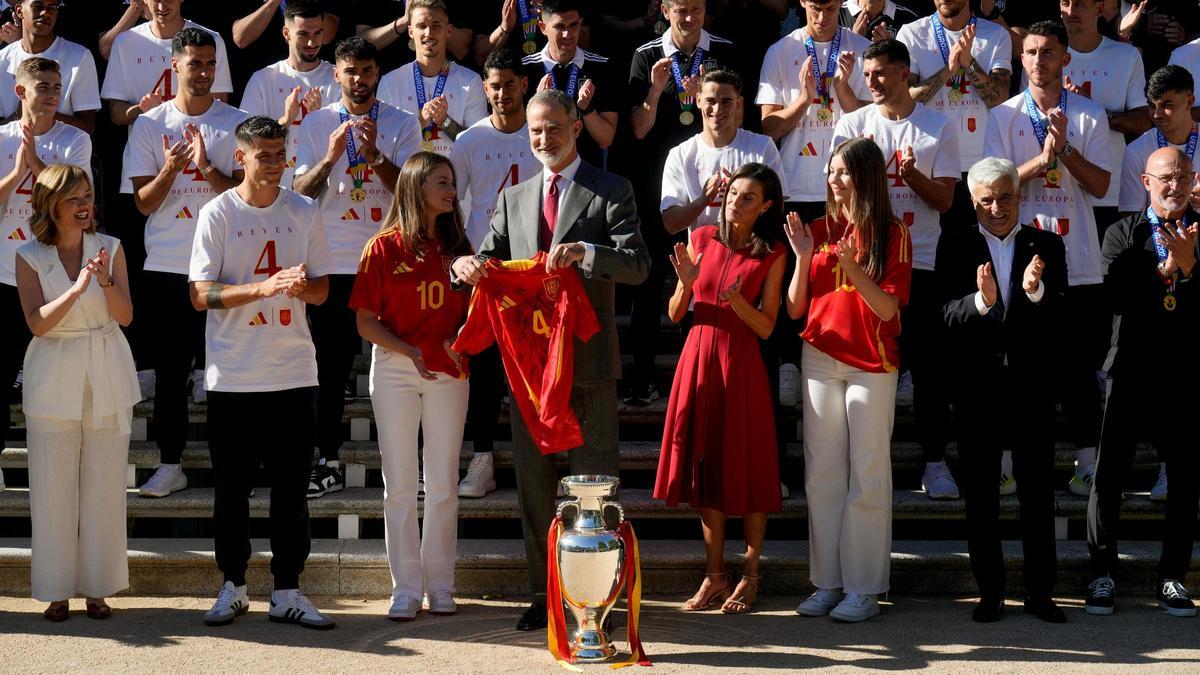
left=1165, top=294, right=1177, bottom=311
left=1045, top=168, right=1061, bottom=186
left=817, top=106, right=833, bottom=123
left=948, top=88, right=963, bottom=103
left=421, top=139, right=434, bottom=152
left=654, top=20, right=668, bottom=35
left=679, top=110, right=694, bottom=125
left=523, top=40, right=537, bottom=55
left=350, top=187, right=366, bottom=203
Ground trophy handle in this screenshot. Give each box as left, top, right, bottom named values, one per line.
left=602, top=501, right=625, bottom=526
left=557, top=501, right=579, bottom=524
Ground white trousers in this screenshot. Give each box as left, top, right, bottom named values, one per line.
left=27, top=379, right=130, bottom=601
left=801, top=343, right=895, bottom=595
left=370, top=346, right=469, bottom=600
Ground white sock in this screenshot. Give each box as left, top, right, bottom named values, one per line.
left=476, top=451, right=493, bottom=459
left=159, top=463, right=181, bottom=470
left=272, top=589, right=296, bottom=604
left=1076, top=447, right=1097, bottom=470
left=1000, top=450, right=1013, bottom=475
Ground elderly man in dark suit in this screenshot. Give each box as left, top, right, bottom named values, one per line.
left=936, top=156, right=1069, bottom=624
left=451, top=88, right=651, bottom=631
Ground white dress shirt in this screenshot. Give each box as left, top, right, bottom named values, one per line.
left=542, top=154, right=597, bottom=273
left=975, top=224, right=1045, bottom=314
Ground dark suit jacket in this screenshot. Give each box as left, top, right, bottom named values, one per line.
left=476, top=160, right=651, bottom=383
left=936, top=224, right=1068, bottom=377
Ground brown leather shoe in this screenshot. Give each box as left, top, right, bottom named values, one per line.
left=43, top=603, right=69, bottom=622
left=85, top=602, right=112, bottom=620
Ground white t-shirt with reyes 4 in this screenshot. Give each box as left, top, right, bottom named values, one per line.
left=984, top=90, right=1114, bottom=286
left=660, top=129, right=787, bottom=230
left=189, top=187, right=334, bottom=393
left=0, top=120, right=91, bottom=286
left=449, top=118, right=540, bottom=249
left=896, top=15, right=1011, bottom=168
left=240, top=59, right=339, bottom=186
left=293, top=100, right=423, bottom=273
left=121, top=99, right=249, bottom=275
left=831, top=103, right=962, bottom=271
left=756, top=27, right=872, bottom=202
left=0, top=37, right=101, bottom=118
left=101, top=20, right=233, bottom=103
left=377, top=62, right=488, bottom=157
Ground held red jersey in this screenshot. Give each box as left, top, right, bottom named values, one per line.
left=349, top=231, right=469, bottom=378
left=452, top=253, right=600, bottom=454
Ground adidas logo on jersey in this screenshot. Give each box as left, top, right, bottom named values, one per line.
left=342, top=208, right=360, bottom=220
left=393, top=262, right=414, bottom=274
left=6, top=227, right=26, bottom=241
left=176, top=207, right=194, bottom=219
left=497, top=295, right=516, bottom=311
left=801, top=142, right=818, bottom=157
left=248, top=311, right=269, bottom=326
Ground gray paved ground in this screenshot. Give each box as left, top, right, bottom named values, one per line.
left=1, top=595, right=1199, bottom=672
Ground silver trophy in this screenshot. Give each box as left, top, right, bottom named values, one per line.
left=555, top=474, right=626, bottom=662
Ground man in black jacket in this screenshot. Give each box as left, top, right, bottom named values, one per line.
left=936, top=156, right=1068, bottom=623
left=1085, top=146, right=1200, bottom=618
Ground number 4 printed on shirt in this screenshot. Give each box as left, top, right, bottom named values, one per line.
left=151, top=68, right=174, bottom=101
left=255, top=240, right=283, bottom=277
left=886, top=150, right=906, bottom=188
left=497, top=164, right=520, bottom=194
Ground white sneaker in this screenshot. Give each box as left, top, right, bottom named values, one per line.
left=191, top=369, right=206, bottom=404
left=1150, top=463, right=1168, bottom=503
left=424, top=591, right=457, bottom=615
left=137, top=369, right=155, bottom=401
left=922, top=461, right=960, bottom=500
left=780, top=481, right=790, bottom=500
left=139, top=464, right=188, bottom=497
left=779, top=363, right=800, bottom=408
left=458, top=453, right=496, bottom=498
left=0, top=466, right=6, bottom=491
left=268, top=589, right=336, bottom=630
left=388, top=595, right=420, bottom=621
left=998, top=472, right=1017, bottom=496
left=203, top=581, right=249, bottom=626
left=1068, top=463, right=1096, bottom=497
left=895, top=372, right=914, bottom=407
left=796, top=588, right=844, bottom=617
left=829, top=593, right=880, bottom=622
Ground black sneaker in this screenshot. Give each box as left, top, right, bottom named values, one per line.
left=1156, top=580, right=1197, bottom=617
left=622, top=381, right=660, bottom=407
left=1085, top=576, right=1115, bottom=616
left=307, top=463, right=345, bottom=499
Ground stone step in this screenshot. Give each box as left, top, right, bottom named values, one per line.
left=0, top=537, right=1194, bottom=597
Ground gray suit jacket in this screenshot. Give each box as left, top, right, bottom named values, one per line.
left=477, top=160, right=651, bottom=383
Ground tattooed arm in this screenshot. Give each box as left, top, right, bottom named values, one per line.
left=965, top=60, right=1010, bottom=108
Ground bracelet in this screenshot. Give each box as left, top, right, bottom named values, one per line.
left=367, top=151, right=384, bottom=167
left=199, top=162, right=216, bottom=176
left=98, top=277, right=114, bottom=288
left=393, top=18, right=403, bottom=36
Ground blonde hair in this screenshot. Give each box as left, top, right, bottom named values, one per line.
left=379, top=152, right=470, bottom=257
left=29, top=164, right=94, bottom=246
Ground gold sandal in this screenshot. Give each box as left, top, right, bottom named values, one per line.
left=722, top=574, right=760, bottom=614
left=682, top=572, right=731, bottom=611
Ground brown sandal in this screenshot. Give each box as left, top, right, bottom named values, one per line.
left=85, top=600, right=112, bottom=620
left=43, top=602, right=69, bottom=622
left=722, top=575, right=760, bottom=614
left=682, top=572, right=731, bottom=611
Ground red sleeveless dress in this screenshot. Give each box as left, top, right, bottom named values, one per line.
left=653, top=226, right=784, bottom=516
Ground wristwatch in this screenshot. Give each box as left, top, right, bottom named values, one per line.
left=1059, top=143, right=1076, bottom=158
left=98, top=277, right=114, bottom=288
left=198, top=162, right=217, bottom=176
left=366, top=150, right=384, bottom=167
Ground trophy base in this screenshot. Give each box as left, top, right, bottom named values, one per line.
left=570, top=630, right=617, bottom=662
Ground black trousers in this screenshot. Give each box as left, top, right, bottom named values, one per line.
left=466, top=344, right=504, bottom=454
left=1088, top=372, right=1200, bottom=582
left=208, top=387, right=316, bottom=589
left=956, top=363, right=1057, bottom=601
left=143, top=271, right=205, bottom=465
left=900, top=270, right=952, bottom=463
left=0, top=283, right=31, bottom=442
left=1061, top=284, right=1108, bottom=450
left=309, top=274, right=359, bottom=463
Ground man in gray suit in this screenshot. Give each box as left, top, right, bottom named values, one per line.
left=451, top=89, right=651, bottom=630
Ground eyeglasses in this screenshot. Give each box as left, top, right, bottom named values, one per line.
left=1144, top=171, right=1197, bottom=187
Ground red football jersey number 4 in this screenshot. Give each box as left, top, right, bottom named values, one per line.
left=255, top=240, right=283, bottom=277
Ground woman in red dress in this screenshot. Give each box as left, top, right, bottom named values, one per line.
left=654, top=162, right=788, bottom=615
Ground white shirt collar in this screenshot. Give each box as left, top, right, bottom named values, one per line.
left=978, top=224, right=1020, bottom=245
left=539, top=45, right=586, bottom=70
left=662, top=29, right=711, bottom=59
left=543, top=154, right=582, bottom=184
left=848, top=0, right=896, bottom=19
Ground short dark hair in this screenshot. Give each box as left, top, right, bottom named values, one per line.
left=1024, top=21, right=1069, bottom=50
left=1147, top=65, right=1195, bottom=101
left=335, top=36, right=378, bottom=64
left=235, top=115, right=289, bottom=146
left=541, top=0, right=584, bottom=17
left=484, top=48, right=524, bottom=77
left=172, top=27, right=217, bottom=56
left=284, top=0, right=325, bottom=22
left=15, top=56, right=59, bottom=84
left=701, top=68, right=742, bottom=95
left=406, top=0, right=450, bottom=20
left=862, top=39, right=910, bottom=68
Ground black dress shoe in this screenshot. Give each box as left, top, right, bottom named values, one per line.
left=972, top=597, right=1005, bottom=623
left=516, top=602, right=547, bottom=631
left=1023, top=598, right=1066, bottom=623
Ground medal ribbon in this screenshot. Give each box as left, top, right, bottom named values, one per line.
left=547, top=62, right=581, bottom=99
left=1157, top=126, right=1199, bottom=163
left=803, top=27, right=841, bottom=109
left=1146, top=206, right=1188, bottom=265
left=339, top=101, right=379, bottom=193
left=1023, top=88, right=1067, bottom=150
left=518, top=0, right=539, bottom=43
left=278, top=0, right=287, bottom=13
left=671, top=47, right=705, bottom=112
left=932, top=14, right=976, bottom=91
left=413, top=61, right=450, bottom=140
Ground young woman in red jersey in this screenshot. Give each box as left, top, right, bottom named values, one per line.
left=654, top=162, right=788, bottom=615
left=349, top=152, right=473, bottom=621
left=786, top=137, right=912, bottom=623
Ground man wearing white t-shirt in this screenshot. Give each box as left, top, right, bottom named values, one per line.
left=1120, top=66, right=1197, bottom=217
left=190, top=115, right=336, bottom=630
left=123, top=29, right=249, bottom=499
left=831, top=38, right=962, bottom=503
left=984, top=21, right=1114, bottom=496
left=0, top=57, right=90, bottom=484
left=759, top=0, right=870, bottom=220
left=898, top=0, right=1012, bottom=225
left=377, top=0, right=486, bottom=158
left=101, top=0, right=233, bottom=127
left=293, top=36, right=422, bottom=499
left=1167, top=34, right=1200, bottom=121
left=240, top=2, right=339, bottom=188
left=448, top=48, right=540, bottom=500
left=0, top=0, right=100, bottom=132
left=1061, top=0, right=1150, bottom=231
